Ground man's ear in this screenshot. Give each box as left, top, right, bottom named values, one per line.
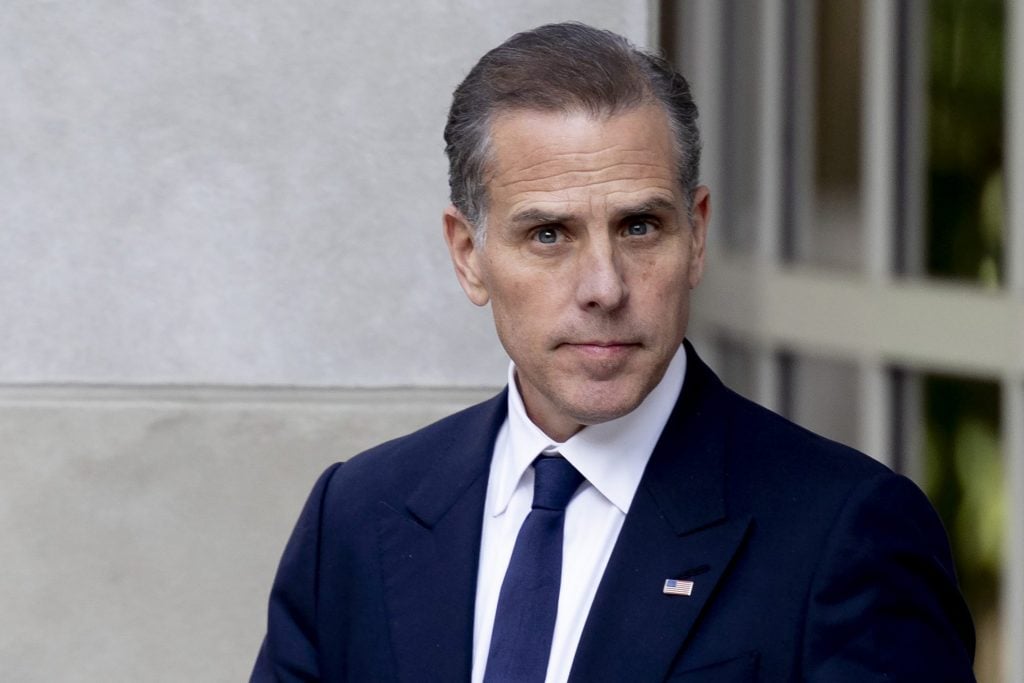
left=687, top=186, right=711, bottom=289
left=443, top=205, right=490, bottom=306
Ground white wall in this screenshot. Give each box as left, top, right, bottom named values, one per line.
left=1, top=1, right=651, bottom=387
left=0, top=2, right=652, bottom=680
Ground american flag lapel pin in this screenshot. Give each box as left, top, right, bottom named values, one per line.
left=663, top=578, right=695, bottom=596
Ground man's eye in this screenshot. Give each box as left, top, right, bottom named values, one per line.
left=535, top=228, right=559, bottom=244
left=626, top=220, right=652, bottom=236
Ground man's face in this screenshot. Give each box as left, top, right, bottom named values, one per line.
left=444, top=106, right=709, bottom=441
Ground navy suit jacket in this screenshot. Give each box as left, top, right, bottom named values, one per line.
left=252, top=343, right=975, bottom=681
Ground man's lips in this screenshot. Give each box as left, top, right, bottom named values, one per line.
left=560, top=341, right=641, bottom=359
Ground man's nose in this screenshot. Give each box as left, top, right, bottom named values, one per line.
left=575, top=240, right=628, bottom=311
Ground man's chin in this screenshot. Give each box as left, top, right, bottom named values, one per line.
left=517, top=368, right=656, bottom=436
left=561, top=390, right=648, bottom=427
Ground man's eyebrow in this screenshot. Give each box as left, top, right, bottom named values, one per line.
left=507, top=208, right=574, bottom=226
left=507, top=198, right=680, bottom=226
left=615, top=196, right=679, bottom=217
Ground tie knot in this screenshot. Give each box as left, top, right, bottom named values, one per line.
left=532, top=454, right=584, bottom=511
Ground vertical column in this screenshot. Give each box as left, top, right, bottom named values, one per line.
left=645, top=0, right=660, bottom=50
left=669, top=0, right=724, bottom=360
left=1009, top=0, right=1024, bottom=295
left=786, top=0, right=815, bottom=263
left=750, top=0, right=787, bottom=413
left=1003, top=379, right=1024, bottom=683
left=857, top=361, right=892, bottom=466
left=862, top=0, right=897, bottom=280
left=757, top=0, right=785, bottom=268
left=895, top=372, right=925, bottom=480
left=683, top=0, right=724, bottom=229
left=897, top=0, right=928, bottom=277
left=857, top=0, right=899, bottom=461
left=1005, top=1, right=1024, bottom=680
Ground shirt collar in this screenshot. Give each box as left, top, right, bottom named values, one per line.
left=492, top=343, right=687, bottom=516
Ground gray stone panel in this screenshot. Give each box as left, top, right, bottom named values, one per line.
left=0, top=387, right=494, bottom=681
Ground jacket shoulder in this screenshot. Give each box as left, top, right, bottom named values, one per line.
left=721, top=383, right=891, bottom=484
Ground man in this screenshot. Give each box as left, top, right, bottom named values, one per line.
left=253, top=23, right=975, bottom=682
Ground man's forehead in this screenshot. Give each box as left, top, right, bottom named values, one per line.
left=481, top=106, right=681, bottom=211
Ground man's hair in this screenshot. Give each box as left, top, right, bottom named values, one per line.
left=443, top=22, right=701, bottom=239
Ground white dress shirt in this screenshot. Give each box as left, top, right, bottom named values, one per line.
left=471, top=344, right=687, bottom=683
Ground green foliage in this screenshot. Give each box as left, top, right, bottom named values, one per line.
left=927, top=0, right=1004, bottom=283
left=923, top=375, right=1002, bottom=616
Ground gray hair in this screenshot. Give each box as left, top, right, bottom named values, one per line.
left=443, top=22, right=701, bottom=241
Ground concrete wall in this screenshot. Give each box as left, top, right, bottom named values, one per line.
left=0, top=2, right=652, bottom=680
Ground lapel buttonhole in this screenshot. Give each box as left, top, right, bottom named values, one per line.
left=678, top=563, right=711, bottom=578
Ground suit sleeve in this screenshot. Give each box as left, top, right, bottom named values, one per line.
left=802, top=472, right=976, bottom=682
left=251, top=462, right=343, bottom=683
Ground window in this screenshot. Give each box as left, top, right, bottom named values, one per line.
left=668, top=2, right=1023, bottom=681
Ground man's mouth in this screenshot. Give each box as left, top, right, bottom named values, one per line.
left=561, top=341, right=641, bottom=359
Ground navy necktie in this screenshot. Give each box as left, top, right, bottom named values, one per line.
left=484, top=454, right=585, bottom=683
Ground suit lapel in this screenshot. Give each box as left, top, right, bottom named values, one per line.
left=377, top=392, right=507, bottom=683
left=569, top=345, right=752, bottom=682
